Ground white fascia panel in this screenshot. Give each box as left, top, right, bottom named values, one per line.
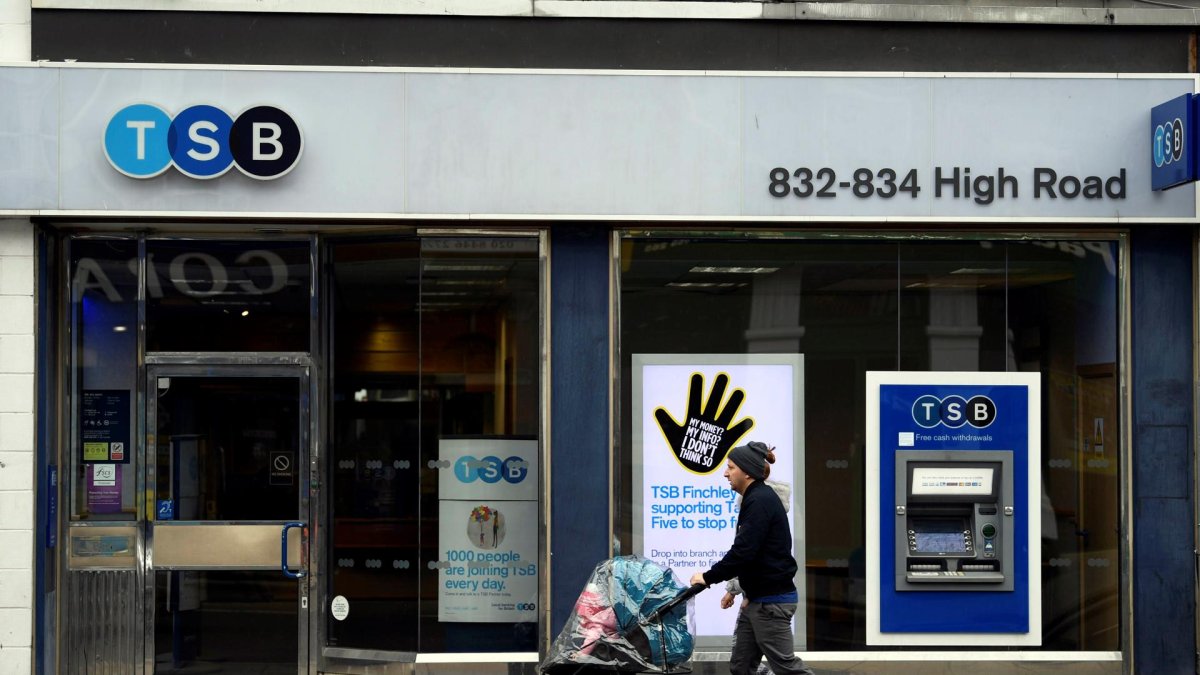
left=32, top=0, right=534, bottom=15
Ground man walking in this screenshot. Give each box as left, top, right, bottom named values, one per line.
left=690, top=441, right=815, bottom=675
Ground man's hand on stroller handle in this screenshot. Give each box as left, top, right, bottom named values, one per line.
left=689, top=573, right=708, bottom=587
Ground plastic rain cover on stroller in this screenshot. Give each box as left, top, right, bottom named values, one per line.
left=540, top=556, right=697, bottom=674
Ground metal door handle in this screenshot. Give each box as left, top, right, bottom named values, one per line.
left=282, top=521, right=306, bottom=579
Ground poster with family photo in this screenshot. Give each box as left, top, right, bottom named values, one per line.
left=437, top=437, right=539, bottom=623
left=437, top=499, right=538, bottom=623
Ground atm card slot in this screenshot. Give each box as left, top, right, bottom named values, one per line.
left=959, top=562, right=999, bottom=572
left=902, top=559, right=1008, bottom=581
left=906, top=568, right=1005, bottom=583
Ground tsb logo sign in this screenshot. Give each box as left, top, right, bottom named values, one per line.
left=104, top=103, right=303, bottom=180
left=454, top=456, right=530, bottom=485
left=1153, top=116, right=1185, bottom=169
left=912, top=394, right=996, bottom=429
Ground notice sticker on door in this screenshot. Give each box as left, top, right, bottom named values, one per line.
left=81, top=390, right=131, bottom=464
left=92, top=464, right=117, bottom=486
left=270, top=451, right=294, bottom=486
left=87, top=464, right=122, bottom=514
left=331, top=595, right=350, bottom=621
left=83, top=442, right=109, bottom=462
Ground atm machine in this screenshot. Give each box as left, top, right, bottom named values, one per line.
left=895, top=451, right=1012, bottom=591
left=866, top=371, right=1040, bottom=647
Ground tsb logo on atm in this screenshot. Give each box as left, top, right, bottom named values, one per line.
left=104, top=103, right=303, bottom=180
left=912, top=394, right=997, bottom=429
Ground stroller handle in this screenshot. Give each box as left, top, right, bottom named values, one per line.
left=632, top=583, right=708, bottom=633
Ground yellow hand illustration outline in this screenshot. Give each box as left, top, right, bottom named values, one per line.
left=654, top=372, right=755, bottom=475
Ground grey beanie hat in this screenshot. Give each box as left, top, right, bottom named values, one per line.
left=728, top=441, right=773, bottom=481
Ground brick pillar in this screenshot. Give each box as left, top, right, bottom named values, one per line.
left=0, top=0, right=30, bottom=62
left=0, top=220, right=34, bottom=673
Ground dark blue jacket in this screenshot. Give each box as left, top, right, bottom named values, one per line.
left=700, top=479, right=797, bottom=600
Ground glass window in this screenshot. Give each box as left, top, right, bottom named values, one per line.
left=153, top=570, right=297, bottom=672
left=617, top=235, right=1120, bottom=652
left=71, top=238, right=138, bottom=520
left=327, top=236, right=542, bottom=653
left=153, top=376, right=301, bottom=521
left=146, top=240, right=311, bottom=352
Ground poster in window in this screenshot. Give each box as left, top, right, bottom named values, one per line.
left=86, top=464, right=122, bottom=514
left=81, top=390, right=131, bottom=464
left=632, top=354, right=805, bottom=645
left=437, top=437, right=539, bottom=623
left=437, top=499, right=539, bottom=623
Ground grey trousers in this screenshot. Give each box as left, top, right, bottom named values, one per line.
left=729, top=602, right=815, bottom=675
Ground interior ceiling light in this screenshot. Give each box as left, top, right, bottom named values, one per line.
left=113, top=325, right=128, bottom=333
left=425, top=279, right=504, bottom=286
left=905, top=282, right=986, bottom=290
left=689, top=266, right=780, bottom=274
left=667, top=282, right=747, bottom=289
left=422, top=263, right=509, bottom=272
left=950, top=267, right=1032, bottom=275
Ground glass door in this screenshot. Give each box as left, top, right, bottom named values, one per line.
left=146, top=365, right=310, bottom=674
left=320, top=234, right=543, bottom=667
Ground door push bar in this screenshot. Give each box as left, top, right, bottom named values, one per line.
left=282, top=521, right=306, bottom=579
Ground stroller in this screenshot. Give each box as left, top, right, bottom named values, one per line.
left=540, top=556, right=707, bottom=674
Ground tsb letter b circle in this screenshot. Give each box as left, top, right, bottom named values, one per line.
left=230, top=106, right=304, bottom=180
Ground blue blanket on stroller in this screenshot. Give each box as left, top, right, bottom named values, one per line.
left=540, top=556, right=696, bottom=673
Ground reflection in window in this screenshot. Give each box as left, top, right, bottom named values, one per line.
left=327, top=237, right=541, bottom=653
left=145, top=240, right=311, bottom=352
left=618, top=236, right=1119, bottom=651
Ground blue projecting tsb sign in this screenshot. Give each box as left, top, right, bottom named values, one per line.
left=1150, top=94, right=1196, bottom=191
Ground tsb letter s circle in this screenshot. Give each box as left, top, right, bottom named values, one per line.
left=168, top=105, right=235, bottom=179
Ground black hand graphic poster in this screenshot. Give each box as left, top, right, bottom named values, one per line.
left=632, top=354, right=805, bottom=642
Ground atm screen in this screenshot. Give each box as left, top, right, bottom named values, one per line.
left=912, top=518, right=968, bottom=553
left=911, top=466, right=994, bottom=496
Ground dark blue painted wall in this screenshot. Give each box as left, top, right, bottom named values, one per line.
left=34, top=229, right=53, bottom=675
left=1131, top=226, right=1195, bottom=675
left=549, top=225, right=610, bottom=635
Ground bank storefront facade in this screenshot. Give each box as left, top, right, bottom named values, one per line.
left=2, top=63, right=1193, bottom=673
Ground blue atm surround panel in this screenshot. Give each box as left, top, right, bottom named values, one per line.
left=873, top=379, right=1038, bottom=642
